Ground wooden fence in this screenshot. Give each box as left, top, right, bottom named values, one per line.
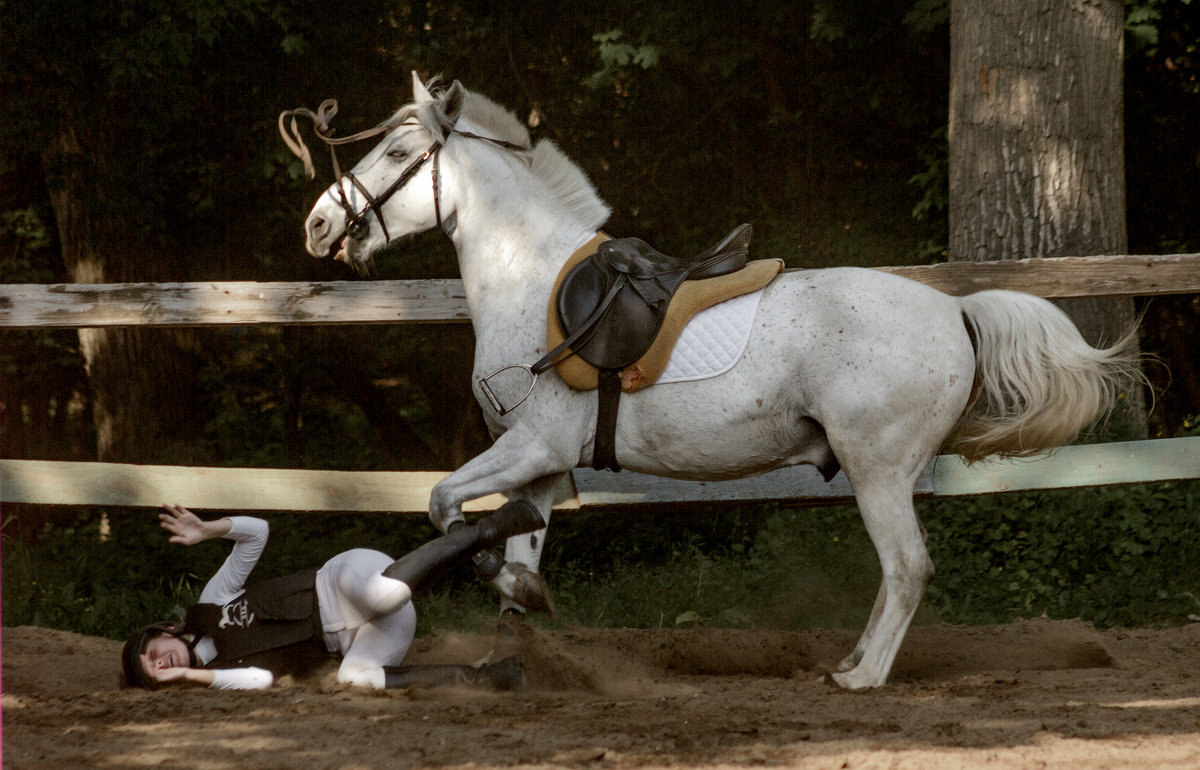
left=3, top=252, right=1199, bottom=513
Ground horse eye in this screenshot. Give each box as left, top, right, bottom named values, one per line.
left=387, top=145, right=409, bottom=160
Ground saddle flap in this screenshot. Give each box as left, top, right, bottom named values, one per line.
left=556, top=263, right=664, bottom=370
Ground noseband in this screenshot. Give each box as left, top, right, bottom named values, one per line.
left=280, top=99, right=525, bottom=246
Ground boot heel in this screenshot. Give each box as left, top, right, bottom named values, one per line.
left=474, top=655, right=527, bottom=691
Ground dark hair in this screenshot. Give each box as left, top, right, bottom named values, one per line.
left=119, top=622, right=190, bottom=690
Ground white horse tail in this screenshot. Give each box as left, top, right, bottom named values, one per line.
left=949, top=290, right=1143, bottom=463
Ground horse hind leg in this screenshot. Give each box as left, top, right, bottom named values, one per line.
left=837, top=584, right=884, bottom=672
left=835, top=518, right=927, bottom=673
left=831, top=476, right=933, bottom=689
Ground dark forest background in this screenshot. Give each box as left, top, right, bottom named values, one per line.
left=1, top=1, right=1198, bottom=638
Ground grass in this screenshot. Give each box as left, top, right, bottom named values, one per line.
left=4, top=480, right=1198, bottom=642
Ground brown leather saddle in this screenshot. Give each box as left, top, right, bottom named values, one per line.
left=479, top=225, right=778, bottom=472
left=554, top=224, right=753, bottom=374
left=547, top=239, right=783, bottom=394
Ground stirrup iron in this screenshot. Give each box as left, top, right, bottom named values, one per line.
left=479, top=364, right=538, bottom=416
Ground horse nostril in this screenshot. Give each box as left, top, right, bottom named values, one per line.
left=311, top=216, right=326, bottom=236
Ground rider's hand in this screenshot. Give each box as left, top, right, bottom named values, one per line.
left=139, top=653, right=214, bottom=687
left=140, top=654, right=192, bottom=683
left=159, top=504, right=225, bottom=546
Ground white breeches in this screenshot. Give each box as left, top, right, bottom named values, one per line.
left=315, top=548, right=417, bottom=689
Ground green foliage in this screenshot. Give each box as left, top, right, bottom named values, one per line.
left=1126, top=0, right=1200, bottom=258
left=586, top=29, right=662, bottom=89
left=5, top=480, right=1199, bottom=641
left=1126, top=0, right=1196, bottom=52
left=922, top=480, right=1200, bottom=626
left=904, top=0, right=949, bottom=33
left=908, top=125, right=950, bottom=262
left=909, top=127, right=949, bottom=225
left=2, top=514, right=203, bottom=638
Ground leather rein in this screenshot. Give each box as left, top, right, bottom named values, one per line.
left=279, top=98, right=526, bottom=245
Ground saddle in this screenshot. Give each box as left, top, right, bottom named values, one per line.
left=556, top=224, right=753, bottom=372
left=540, top=225, right=782, bottom=471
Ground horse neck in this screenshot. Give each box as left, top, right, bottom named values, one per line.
left=447, top=155, right=598, bottom=353
left=454, top=218, right=595, bottom=361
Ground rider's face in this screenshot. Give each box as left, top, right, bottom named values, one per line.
left=143, top=633, right=190, bottom=671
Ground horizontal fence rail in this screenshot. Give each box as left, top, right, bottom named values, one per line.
left=871, top=252, right=1200, bottom=300
left=1, top=253, right=1197, bottom=329
left=0, top=279, right=471, bottom=329
left=3, top=437, right=1198, bottom=511
left=2, top=251, right=1197, bottom=511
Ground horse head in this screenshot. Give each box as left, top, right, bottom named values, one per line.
left=294, top=74, right=608, bottom=275
left=302, top=73, right=469, bottom=268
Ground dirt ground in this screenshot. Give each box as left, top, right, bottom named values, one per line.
left=4, top=618, right=1200, bottom=769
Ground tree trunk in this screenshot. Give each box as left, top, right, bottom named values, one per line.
left=949, top=0, right=1146, bottom=431
left=41, top=128, right=205, bottom=464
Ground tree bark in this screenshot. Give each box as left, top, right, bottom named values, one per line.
left=949, top=0, right=1146, bottom=430
left=41, top=128, right=205, bottom=464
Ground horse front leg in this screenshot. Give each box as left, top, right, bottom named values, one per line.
left=484, top=472, right=565, bottom=661
left=428, top=428, right=573, bottom=612
left=494, top=472, right=562, bottom=614
left=427, top=426, right=566, bottom=530
left=463, top=471, right=563, bottom=616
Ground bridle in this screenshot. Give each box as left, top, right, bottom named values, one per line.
left=279, top=99, right=526, bottom=246
left=279, top=99, right=439, bottom=244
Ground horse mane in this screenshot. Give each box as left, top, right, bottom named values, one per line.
left=386, top=82, right=611, bottom=230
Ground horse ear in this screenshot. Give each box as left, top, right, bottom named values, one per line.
left=412, top=70, right=433, bottom=102
left=442, top=80, right=464, bottom=124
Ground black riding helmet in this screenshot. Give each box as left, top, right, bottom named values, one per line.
left=119, top=622, right=196, bottom=689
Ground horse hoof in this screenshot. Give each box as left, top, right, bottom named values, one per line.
left=493, top=562, right=555, bottom=615
left=828, top=667, right=886, bottom=690
left=497, top=607, right=525, bottom=637
left=490, top=608, right=527, bottom=659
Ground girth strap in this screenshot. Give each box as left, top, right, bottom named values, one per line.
left=594, top=369, right=623, bottom=471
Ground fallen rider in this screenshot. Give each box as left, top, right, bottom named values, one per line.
left=120, top=501, right=544, bottom=691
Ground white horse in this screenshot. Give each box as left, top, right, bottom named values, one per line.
left=292, top=74, right=1138, bottom=688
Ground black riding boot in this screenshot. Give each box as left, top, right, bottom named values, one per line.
left=383, top=655, right=527, bottom=691
left=382, top=500, right=545, bottom=591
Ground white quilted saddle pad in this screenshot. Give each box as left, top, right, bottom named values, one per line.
left=657, top=288, right=765, bottom=384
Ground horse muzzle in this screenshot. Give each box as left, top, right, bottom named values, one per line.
left=304, top=202, right=348, bottom=259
